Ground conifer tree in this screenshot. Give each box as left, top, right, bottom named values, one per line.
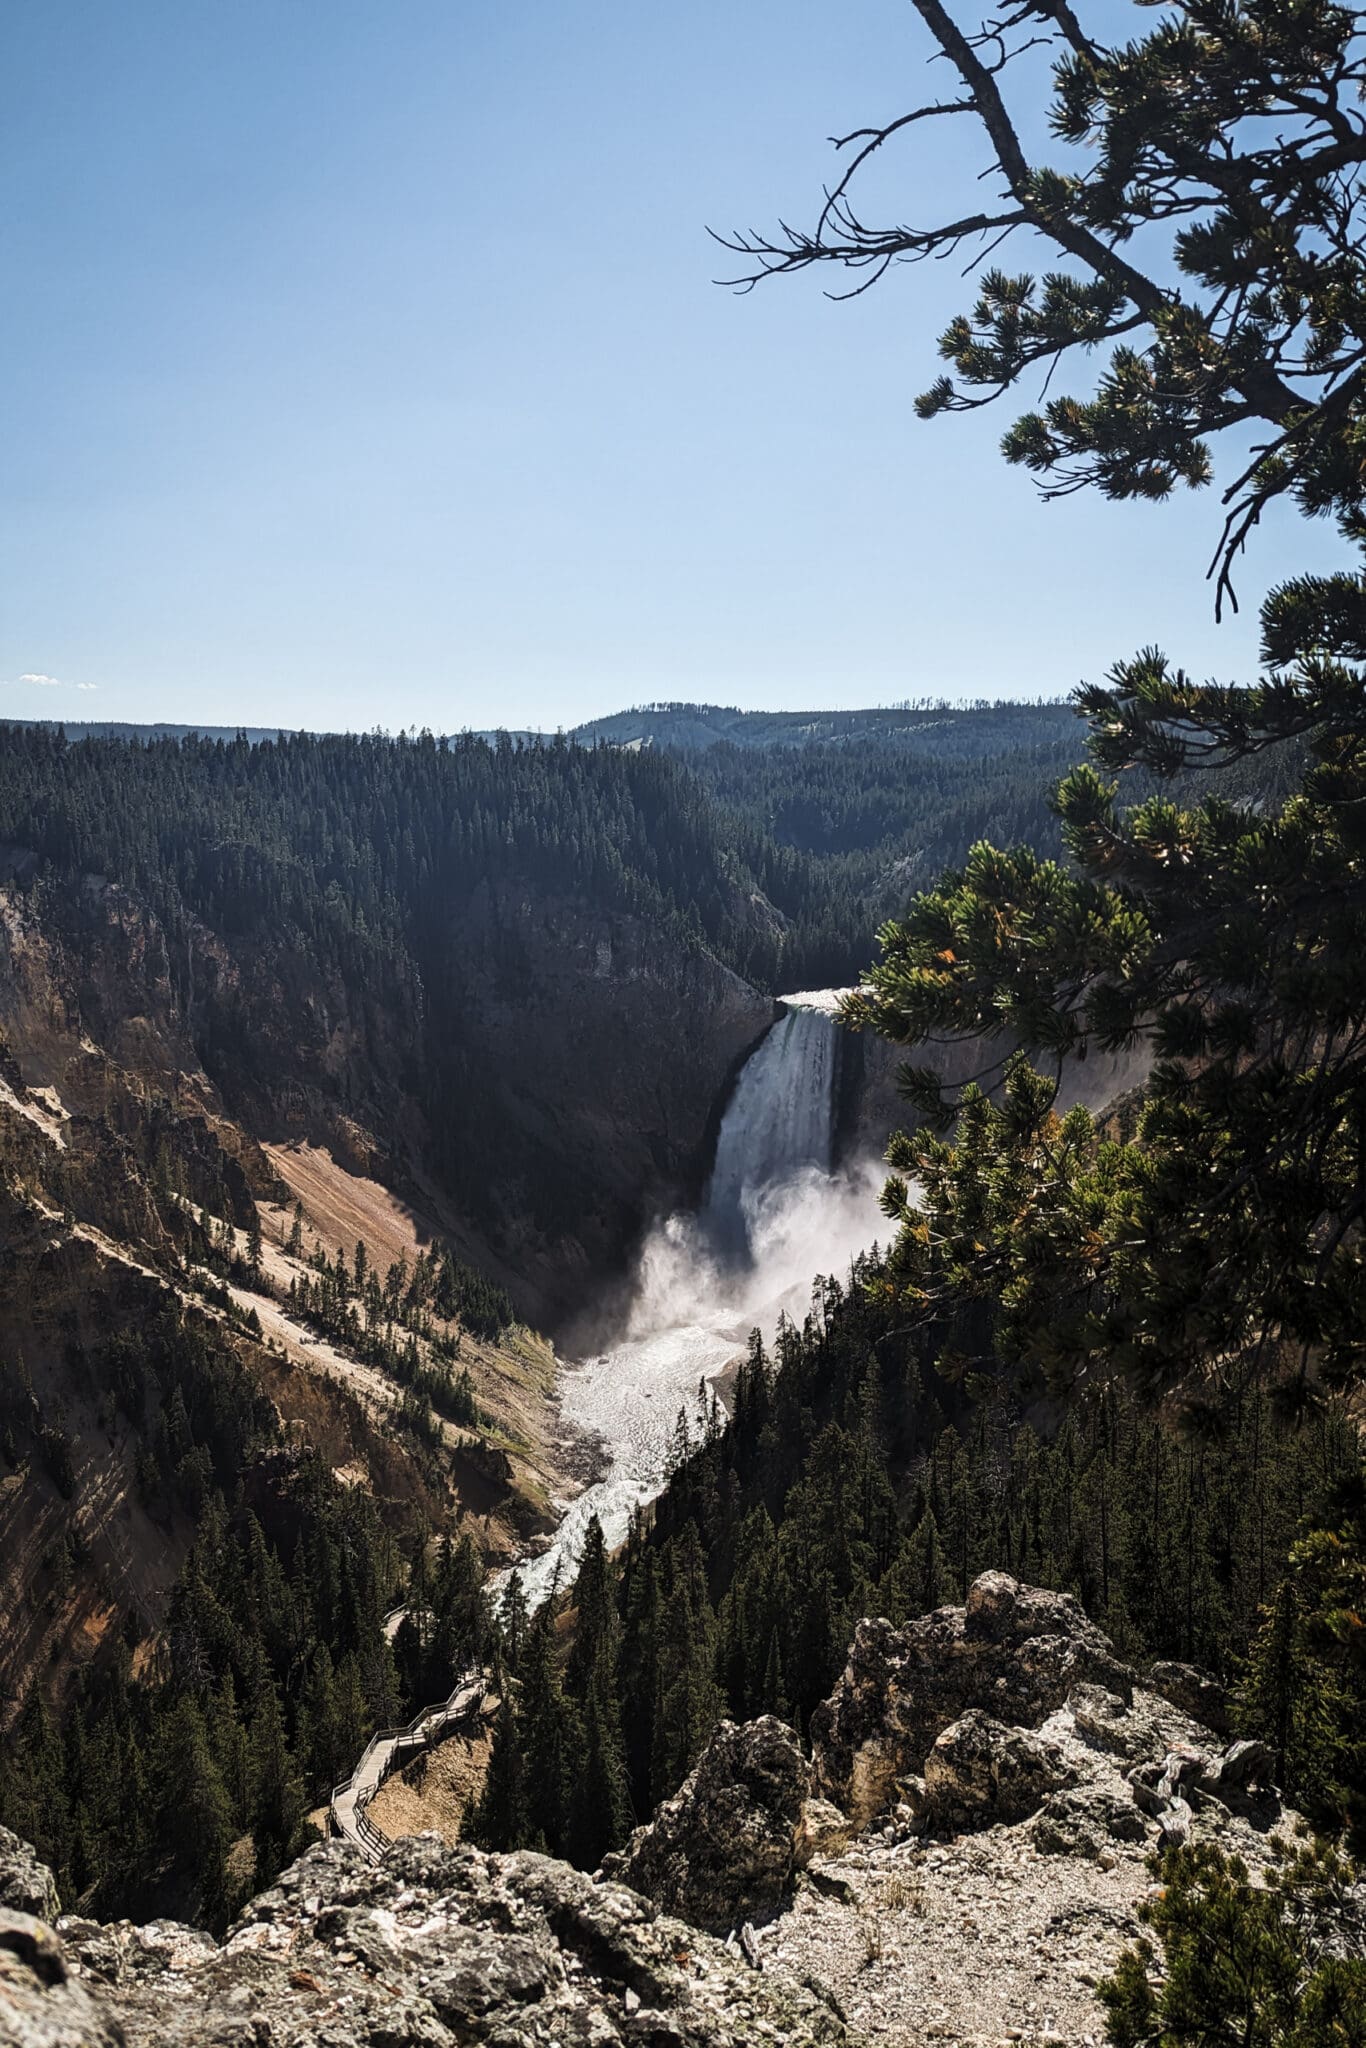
left=248, top=1681, right=304, bottom=1887
left=1099, top=1839, right=1366, bottom=2047
left=211, top=1671, right=253, bottom=1831
left=1237, top=1473, right=1366, bottom=1843
left=1238, top=1579, right=1345, bottom=1813
left=496, top=1572, right=529, bottom=1677
left=0, top=1693, right=69, bottom=1891
left=568, top=1682, right=632, bottom=1871
left=468, top=1693, right=529, bottom=1850
left=617, top=1540, right=663, bottom=1814
left=518, top=1600, right=578, bottom=1855
left=649, top=1524, right=723, bottom=1802
left=725, top=0, right=1366, bottom=603
left=158, top=1696, right=233, bottom=1917
left=880, top=1506, right=953, bottom=1624
left=567, top=1515, right=614, bottom=1696
left=760, top=1624, right=790, bottom=1724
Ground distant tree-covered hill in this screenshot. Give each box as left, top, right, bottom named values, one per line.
left=570, top=699, right=1077, bottom=754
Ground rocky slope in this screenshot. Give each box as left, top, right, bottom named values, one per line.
left=0, top=872, right=539, bottom=1716
left=608, top=1574, right=1335, bottom=2045
left=0, top=864, right=777, bottom=1322
left=4, top=1575, right=1349, bottom=2048
left=0, top=1076, right=548, bottom=1719
left=439, top=876, right=775, bottom=1313
left=0, top=1831, right=854, bottom=2047
left=0, top=854, right=782, bottom=1713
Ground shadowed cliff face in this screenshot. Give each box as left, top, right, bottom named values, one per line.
left=0, top=867, right=775, bottom=1324
left=427, top=880, right=776, bottom=1317
left=834, top=1017, right=1152, bottom=1177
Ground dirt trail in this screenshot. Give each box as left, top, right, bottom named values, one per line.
left=329, top=1671, right=485, bottom=1861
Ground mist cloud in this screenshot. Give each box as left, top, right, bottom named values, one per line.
left=497, top=1154, right=888, bottom=1607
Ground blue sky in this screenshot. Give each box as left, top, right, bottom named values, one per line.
left=2, top=1, right=1346, bottom=732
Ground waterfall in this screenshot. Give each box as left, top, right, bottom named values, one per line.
left=702, top=1002, right=840, bottom=1260
left=495, top=988, right=874, bottom=1606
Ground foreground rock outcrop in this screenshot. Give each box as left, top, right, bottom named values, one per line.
left=0, top=1831, right=60, bottom=1925
left=607, top=1575, right=1332, bottom=2044
left=753, top=1575, right=1317, bottom=2044
left=604, top=1715, right=849, bottom=1929
left=2, top=1578, right=1338, bottom=2048
left=804, top=1573, right=1282, bottom=1860
left=811, top=1572, right=1133, bottom=1827
left=1, top=1834, right=858, bottom=2048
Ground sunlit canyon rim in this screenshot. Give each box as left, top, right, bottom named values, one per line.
left=503, top=992, right=885, bottom=1604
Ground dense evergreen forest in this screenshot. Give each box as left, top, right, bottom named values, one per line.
left=0, top=1272, right=494, bottom=1926
left=0, top=707, right=1298, bottom=1004
left=466, top=1262, right=1365, bottom=1873
left=0, top=710, right=1098, bottom=1025
left=0, top=721, right=767, bottom=983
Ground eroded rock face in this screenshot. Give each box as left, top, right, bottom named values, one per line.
left=0, top=1910, right=126, bottom=2048
left=0, top=1829, right=61, bottom=1924
left=0, top=1833, right=859, bottom=2048
left=1146, top=1660, right=1233, bottom=1736
left=605, top=1715, right=849, bottom=1931
left=811, top=1573, right=1134, bottom=1826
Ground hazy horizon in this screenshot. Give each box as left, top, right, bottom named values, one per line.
left=0, top=691, right=1077, bottom=742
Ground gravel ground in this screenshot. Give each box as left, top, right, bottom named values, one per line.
left=755, top=1827, right=1148, bottom=2046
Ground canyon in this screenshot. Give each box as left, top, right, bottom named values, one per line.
left=0, top=838, right=896, bottom=1724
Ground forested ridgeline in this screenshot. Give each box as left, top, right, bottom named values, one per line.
left=466, top=1263, right=1364, bottom=1874
left=0, top=723, right=767, bottom=984
left=0, top=711, right=1108, bottom=1001
left=4, top=710, right=1299, bottom=1000
left=572, top=700, right=1081, bottom=751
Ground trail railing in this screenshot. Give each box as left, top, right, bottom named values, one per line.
left=328, top=1662, right=486, bottom=1865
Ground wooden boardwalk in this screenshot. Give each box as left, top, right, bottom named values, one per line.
left=329, top=1664, right=485, bottom=1864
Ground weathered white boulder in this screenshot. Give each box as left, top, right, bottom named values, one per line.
left=921, top=1710, right=1073, bottom=1828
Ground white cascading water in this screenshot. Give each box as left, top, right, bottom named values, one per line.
left=701, top=1002, right=837, bottom=1259
left=499, top=991, right=883, bottom=1605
